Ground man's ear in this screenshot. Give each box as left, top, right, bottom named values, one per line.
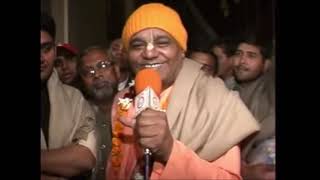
left=263, top=59, right=272, bottom=73
left=181, top=50, right=186, bottom=59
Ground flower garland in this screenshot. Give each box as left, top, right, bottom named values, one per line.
left=111, top=85, right=135, bottom=176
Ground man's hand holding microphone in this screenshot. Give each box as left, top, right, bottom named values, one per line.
left=134, top=68, right=173, bottom=164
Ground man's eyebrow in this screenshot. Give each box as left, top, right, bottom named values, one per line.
left=129, top=38, right=145, bottom=44
left=247, top=51, right=258, bottom=56
left=154, top=35, right=170, bottom=40
left=130, top=34, right=171, bottom=42
left=41, top=41, right=54, bottom=46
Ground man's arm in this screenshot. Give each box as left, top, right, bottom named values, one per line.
left=134, top=108, right=241, bottom=179
left=41, top=143, right=95, bottom=177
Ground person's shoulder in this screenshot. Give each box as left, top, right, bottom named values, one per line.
left=196, top=73, right=242, bottom=105
left=198, top=73, right=232, bottom=94
left=61, top=83, right=85, bottom=99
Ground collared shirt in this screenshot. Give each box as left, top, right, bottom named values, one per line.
left=118, top=76, right=129, bottom=91
left=224, top=76, right=237, bottom=90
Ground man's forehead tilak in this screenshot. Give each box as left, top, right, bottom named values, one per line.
left=131, top=29, right=158, bottom=51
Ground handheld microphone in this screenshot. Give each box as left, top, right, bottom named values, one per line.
left=134, top=69, right=162, bottom=180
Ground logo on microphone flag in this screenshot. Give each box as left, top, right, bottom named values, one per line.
left=134, top=86, right=160, bottom=116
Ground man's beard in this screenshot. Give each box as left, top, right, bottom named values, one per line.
left=87, top=81, right=117, bottom=102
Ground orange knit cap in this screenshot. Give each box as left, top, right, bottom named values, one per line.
left=122, top=3, right=188, bottom=51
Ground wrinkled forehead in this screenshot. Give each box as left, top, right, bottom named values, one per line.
left=83, top=50, right=109, bottom=65
left=191, top=52, right=215, bottom=66
left=111, top=39, right=122, bottom=46
left=130, top=28, right=174, bottom=42
left=237, top=43, right=262, bottom=54
left=41, top=30, right=53, bottom=44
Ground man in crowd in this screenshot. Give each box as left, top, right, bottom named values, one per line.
left=41, top=12, right=96, bottom=180
left=188, top=47, right=218, bottom=77
left=211, top=37, right=238, bottom=89
left=233, top=32, right=275, bottom=180
left=108, top=38, right=133, bottom=91
left=78, top=46, right=119, bottom=180
left=54, top=43, right=86, bottom=96
left=105, top=3, right=260, bottom=180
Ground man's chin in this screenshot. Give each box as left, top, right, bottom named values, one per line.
left=91, top=88, right=116, bottom=101
left=41, top=72, right=50, bottom=82
left=62, top=78, right=74, bottom=85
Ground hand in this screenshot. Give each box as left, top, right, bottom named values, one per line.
left=242, top=163, right=275, bottom=180
left=135, top=108, right=173, bottom=164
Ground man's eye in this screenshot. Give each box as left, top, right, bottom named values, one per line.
left=235, top=51, right=242, bottom=56
left=156, top=41, right=170, bottom=47
left=131, top=43, right=145, bottom=49
left=248, top=53, right=257, bottom=59
left=129, top=40, right=146, bottom=49
left=54, top=61, right=61, bottom=67
left=41, top=42, right=54, bottom=53
left=54, top=60, right=62, bottom=67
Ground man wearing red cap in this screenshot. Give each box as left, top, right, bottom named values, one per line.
left=55, top=43, right=86, bottom=95
left=106, top=3, right=260, bottom=180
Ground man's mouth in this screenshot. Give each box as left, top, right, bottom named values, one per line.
left=62, top=74, right=72, bottom=81
left=40, top=65, right=47, bottom=71
left=143, top=63, right=162, bottom=68
left=62, top=72, right=73, bottom=79
left=236, top=66, right=248, bottom=72
left=94, top=81, right=109, bottom=89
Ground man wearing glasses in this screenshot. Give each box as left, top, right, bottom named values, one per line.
left=41, top=12, right=96, bottom=180
left=78, top=46, right=119, bottom=180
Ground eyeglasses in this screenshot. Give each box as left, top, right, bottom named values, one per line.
left=81, top=60, right=114, bottom=78
left=41, top=42, right=55, bottom=54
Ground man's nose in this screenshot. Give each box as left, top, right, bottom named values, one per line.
left=239, top=55, right=246, bottom=64
left=142, top=45, right=158, bottom=60
left=93, top=69, right=103, bottom=79
left=61, top=61, right=68, bottom=70
left=40, top=53, right=45, bottom=64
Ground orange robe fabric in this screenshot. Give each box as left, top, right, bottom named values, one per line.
left=106, top=86, right=241, bottom=180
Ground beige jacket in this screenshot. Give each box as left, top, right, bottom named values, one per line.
left=41, top=70, right=96, bottom=179
left=235, top=69, right=275, bottom=160
left=163, top=59, right=260, bottom=161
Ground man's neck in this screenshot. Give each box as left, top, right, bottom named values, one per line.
left=92, top=99, right=113, bottom=113
left=41, top=80, right=48, bottom=90
left=119, top=72, right=129, bottom=83
left=237, top=74, right=265, bottom=89
left=220, top=70, right=233, bottom=80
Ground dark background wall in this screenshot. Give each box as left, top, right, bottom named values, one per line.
left=68, top=0, right=108, bottom=51
left=109, top=0, right=276, bottom=50
left=41, top=0, right=275, bottom=51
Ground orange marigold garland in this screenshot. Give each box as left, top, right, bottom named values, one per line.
left=111, top=87, right=135, bottom=177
